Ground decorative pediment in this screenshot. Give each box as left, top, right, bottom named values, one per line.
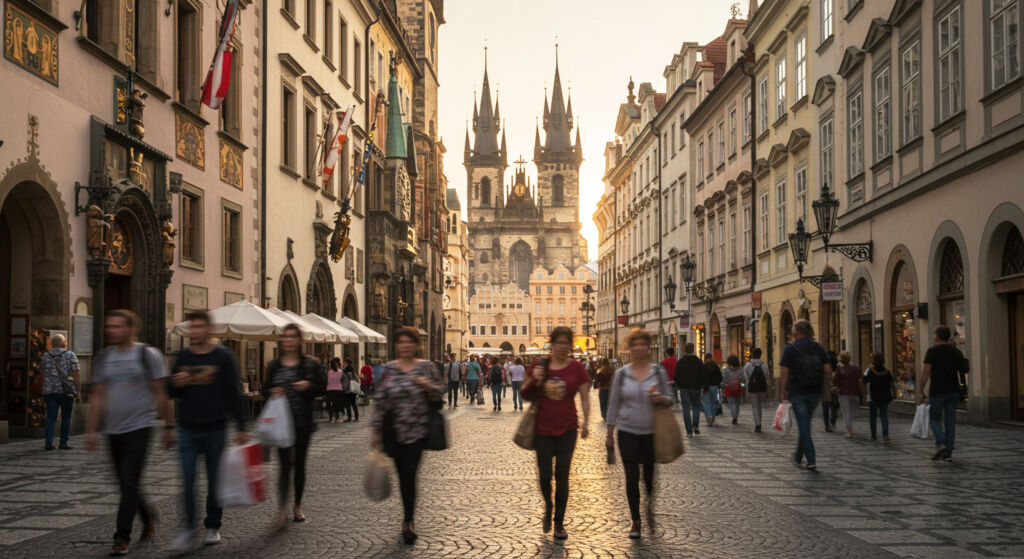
left=694, top=204, right=706, bottom=218
left=668, top=247, right=680, bottom=257
left=812, top=75, right=836, bottom=106
left=753, top=157, right=770, bottom=178
left=767, top=144, right=789, bottom=167
left=767, top=29, right=789, bottom=55
left=724, top=180, right=739, bottom=194
left=278, top=53, right=305, bottom=76
left=888, top=0, right=922, bottom=26
left=711, top=190, right=727, bottom=205
left=862, top=18, right=892, bottom=52
left=785, top=4, right=809, bottom=32
left=838, top=47, right=866, bottom=78
left=736, top=170, right=753, bottom=185
left=786, top=128, right=811, bottom=153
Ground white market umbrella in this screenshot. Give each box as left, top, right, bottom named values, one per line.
left=301, top=313, right=361, bottom=343
left=336, top=317, right=387, bottom=343
left=170, top=300, right=291, bottom=341
left=265, top=308, right=338, bottom=343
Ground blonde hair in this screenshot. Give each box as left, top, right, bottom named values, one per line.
left=624, top=328, right=653, bottom=347
left=839, top=350, right=852, bottom=365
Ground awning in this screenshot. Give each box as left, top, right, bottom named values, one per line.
left=265, top=308, right=337, bottom=342
left=301, top=313, right=361, bottom=343
left=170, top=300, right=291, bottom=341
left=335, top=317, right=387, bottom=343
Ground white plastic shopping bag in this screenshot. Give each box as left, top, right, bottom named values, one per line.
left=910, top=404, right=930, bottom=439
left=772, top=402, right=793, bottom=432
left=255, top=395, right=295, bottom=448
left=216, top=443, right=266, bottom=507
left=363, top=450, right=392, bottom=502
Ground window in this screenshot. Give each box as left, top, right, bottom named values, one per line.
left=377, top=51, right=384, bottom=88
left=521, top=324, right=527, bottom=335
left=759, top=192, right=769, bottom=251
left=679, top=182, right=686, bottom=224
left=176, top=0, right=201, bottom=110
left=821, top=116, right=834, bottom=187
left=570, top=320, right=576, bottom=332
left=708, top=222, right=715, bottom=276
left=546, top=302, right=553, bottom=314
left=671, top=123, right=677, bottom=153
left=503, top=325, right=509, bottom=336
left=938, top=7, right=962, bottom=120
left=304, top=103, right=317, bottom=180
left=795, top=34, right=807, bottom=99
left=729, top=108, right=737, bottom=155
left=282, top=86, right=296, bottom=169
left=219, top=38, right=242, bottom=137
left=339, top=17, right=348, bottom=79
left=719, top=219, right=726, bottom=274
left=284, top=0, right=294, bottom=16
left=490, top=325, right=496, bottom=336
left=697, top=141, right=705, bottom=179
left=323, top=1, right=332, bottom=62
left=547, top=286, right=553, bottom=294
left=742, top=91, right=752, bottom=141
left=571, top=286, right=577, bottom=294
left=775, top=57, right=787, bottom=119
left=707, top=132, right=714, bottom=173
left=758, top=76, right=769, bottom=133
left=874, top=67, right=891, bottom=160
left=535, top=321, right=542, bottom=334
left=902, top=40, right=921, bottom=142
left=775, top=179, right=787, bottom=246
left=679, top=115, right=686, bottom=145
left=821, top=0, right=833, bottom=40
left=795, top=165, right=807, bottom=221
left=181, top=188, right=202, bottom=264
left=353, top=39, right=361, bottom=91
left=535, top=286, right=540, bottom=294
left=546, top=321, right=553, bottom=333
left=698, top=228, right=705, bottom=281
left=729, top=212, right=737, bottom=268
left=717, top=121, right=725, bottom=166
left=559, top=286, right=566, bottom=295
left=992, top=0, right=1021, bottom=89
left=742, top=204, right=751, bottom=265
left=848, top=89, right=864, bottom=177
left=470, top=325, right=477, bottom=335
left=222, top=203, right=241, bottom=274
left=305, top=0, right=315, bottom=41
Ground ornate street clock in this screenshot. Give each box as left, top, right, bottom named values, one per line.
left=513, top=183, right=527, bottom=198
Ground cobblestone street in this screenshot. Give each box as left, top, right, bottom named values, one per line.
left=1, top=391, right=1024, bottom=558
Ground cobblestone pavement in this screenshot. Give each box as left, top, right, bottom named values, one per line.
left=1, top=391, right=1024, bottom=558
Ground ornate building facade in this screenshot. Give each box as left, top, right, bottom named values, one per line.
left=466, top=283, right=531, bottom=355
left=464, top=56, right=588, bottom=297
left=444, top=188, right=469, bottom=359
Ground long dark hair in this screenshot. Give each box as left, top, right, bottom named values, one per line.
left=330, top=357, right=342, bottom=371
left=277, top=323, right=304, bottom=359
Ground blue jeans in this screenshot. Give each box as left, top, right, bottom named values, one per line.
left=680, top=388, right=702, bottom=434
left=491, top=383, right=502, bottom=407
left=598, top=389, right=610, bottom=419
left=869, top=400, right=890, bottom=437
left=929, top=392, right=959, bottom=455
left=467, top=380, right=480, bottom=404
left=178, top=427, right=226, bottom=530
left=790, top=392, right=820, bottom=466
left=44, top=394, right=74, bottom=447
left=511, top=381, right=523, bottom=408
left=703, top=386, right=721, bottom=418
left=726, top=395, right=742, bottom=419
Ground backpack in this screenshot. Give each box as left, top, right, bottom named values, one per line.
left=726, top=375, right=743, bottom=395
left=447, top=362, right=461, bottom=382
left=747, top=364, right=768, bottom=393
left=789, top=342, right=825, bottom=389
left=489, top=366, right=503, bottom=385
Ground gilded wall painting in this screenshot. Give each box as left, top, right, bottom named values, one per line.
left=175, top=112, right=205, bottom=170
left=219, top=138, right=243, bottom=189
left=4, top=3, right=59, bottom=85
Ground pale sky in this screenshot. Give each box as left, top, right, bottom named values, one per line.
left=437, top=0, right=742, bottom=261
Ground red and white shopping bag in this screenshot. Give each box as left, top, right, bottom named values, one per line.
left=216, top=443, right=266, bottom=507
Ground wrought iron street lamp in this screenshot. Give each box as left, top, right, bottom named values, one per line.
left=789, top=218, right=840, bottom=287
left=620, top=296, right=630, bottom=316
left=811, top=184, right=873, bottom=262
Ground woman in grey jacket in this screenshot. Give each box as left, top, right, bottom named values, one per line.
left=605, top=328, right=672, bottom=539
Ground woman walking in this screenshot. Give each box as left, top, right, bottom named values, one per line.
left=702, top=354, right=722, bottom=426
left=605, top=329, right=672, bottom=538
left=325, top=358, right=345, bottom=423
left=342, top=358, right=360, bottom=422
left=371, top=327, right=443, bottom=544
left=520, top=327, right=591, bottom=540
left=267, top=324, right=326, bottom=530
left=593, top=358, right=614, bottom=420
left=863, top=353, right=894, bottom=441
left=833, top=351, right=862, bottom=438
left=465, top=356, right=482, bottom=406
left=509, top=357, right=526, bottom=410
left=487, top=357, right=505, bottom=411
left=721, top=355, right=745, bottom=425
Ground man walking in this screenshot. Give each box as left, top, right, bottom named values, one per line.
left=41, top=333, right=80, bottom=450
left=465, top=355, right=482, bottom=405
left=445, top=353, right=463, bottom=408
left=743, top=348, right=772, bottom=433
left=920, top=325, right=968, bottom=462
left=661, top=347, right=678, bottom=406
left=673, top=343, right=706, bottom=436
left=779, top=320, right=832, bottom=470
left=167, top=311, right=249, bottom=551
left=702, top=354, right=723, bottom=425
left=86, top=310, right=172, bottom=556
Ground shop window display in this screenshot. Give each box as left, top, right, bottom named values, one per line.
left=892, top=262, right=917, bottom=400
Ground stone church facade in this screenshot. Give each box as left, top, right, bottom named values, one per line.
left=465, top=56, right=588, bottom=296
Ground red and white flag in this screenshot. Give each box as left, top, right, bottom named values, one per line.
left=201, top=0, right=240, bottom=109
left=322, top=108, right=354, bottom=188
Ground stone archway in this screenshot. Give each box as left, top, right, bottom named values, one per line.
left=307, top=260, right=337, bottom=318
left=342, top=288, right=359, bottom=364
left=106, top=188, right=163, bottom=346
left=278, top=265, right=301, bottom=313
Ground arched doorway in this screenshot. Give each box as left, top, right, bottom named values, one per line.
left=278, top=269, right=301, bottom=313
left=500, top=341, right=513, bottom=354
left=0, top=180, right=70, bottom=427
left=937, top=239, right=967, bottom=407
left=998, top=225, right=1024, bottom=419
left=709, top=313, right=722, bottom=362
left=854, top=279, right=874, bottom=370
left=519, top=344, right=526, bottom=355
left=342, top=291, right=359, bottom=365
left=890, top=259, right=918, bottom=400
left=780, top=308, right=794, bottom=345
left=105, top=188, right=163, bottom=346
left=509, top=240, right=533, bottom=292
left=307, top=261, right=337, bottom=359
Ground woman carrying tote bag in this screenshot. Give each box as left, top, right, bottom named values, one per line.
left=605, top=328, right=673, bottom=539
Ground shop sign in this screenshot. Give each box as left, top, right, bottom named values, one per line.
left=821, top=282, right=843, bottom=301
left=679, top=314, right=690, bottom=329
left=751, top=291, right=762, bottom=310
left=617, top=316, right=627, bottom=326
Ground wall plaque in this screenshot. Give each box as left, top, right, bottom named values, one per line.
left=219, top=138, right=243, bottom=189
left=183, top=284, right=208, bottom=311
left=175, top=112, right=205, bottom=170
left=3, top=3, right=59, bottom=85
left=72, top=315, right=93, bottom=356
left=224, top=291, right=245, bottom=305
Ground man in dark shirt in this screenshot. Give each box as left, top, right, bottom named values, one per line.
left=920, top=325, right=968, bottom=462
left=674, top=343, right=706, bottom=436
left=779, top=319, right=832, bottom=470
left=167, top=310, right=249, bottom=551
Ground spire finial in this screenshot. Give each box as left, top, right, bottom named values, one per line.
left=484, top=39, right=488, bottom=71
left=555, top=36, right=559, bottom=67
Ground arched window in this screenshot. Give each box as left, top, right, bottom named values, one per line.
left=1003, top=226, right=1024, bottom=276
left=480, top=251, right=489, bottom=264
left=938, top=240, right=967, bottom=379
left=552, top=174, right=564, bottom=206
left=481, top=177, right=491, bottom=207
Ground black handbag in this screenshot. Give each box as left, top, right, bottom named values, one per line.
left=425, top=402, right=448, bottom=451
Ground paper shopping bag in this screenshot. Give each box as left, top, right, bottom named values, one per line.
left=216, top=443, right=266, bottom=507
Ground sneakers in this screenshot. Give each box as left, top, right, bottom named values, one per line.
left=44, top=445, right=56, bottom=451
left=171, top=530, right=196, bottom=552
left=943, top=455, right=953, bottom=462
left=553, top=523, right=568, bottom=540
left=754, top=425, right=761, bottom=433
left=932, top=446, right=948, bottom=461
left=110, top=540, right=129, bottom=556
left=628, top=520, right=641, bottom=539
left=204, top=529, right=221, bottom=545
left=731, top=417, right=738, bottom=425
left=59, top=444, right=73, bottom=450
left=693, top=428, right=701, bottom=435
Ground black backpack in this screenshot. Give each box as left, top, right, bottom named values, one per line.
left=789, top=343, right=824, bottom=389
left=489, top=366, right=503, bottom=385
left=748, top=364, right=768, bottom=393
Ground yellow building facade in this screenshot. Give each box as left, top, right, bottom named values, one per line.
left=528, top=264, right=598, bottom=354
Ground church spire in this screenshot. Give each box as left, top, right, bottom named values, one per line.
left=464, top=124, right=471, bottom=158
left=385, top=56, right=406, bottom=159
left=543, top=44, right=572, bottom=153
left=534, top=119, right=542, bottom=159
left=472, top=47, right=499, bottom=158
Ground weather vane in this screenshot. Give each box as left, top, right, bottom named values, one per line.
left=730, top=3, right=741, bottom=18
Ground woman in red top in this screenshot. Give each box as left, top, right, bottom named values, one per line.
left=519, top=326, right=591, bottom=540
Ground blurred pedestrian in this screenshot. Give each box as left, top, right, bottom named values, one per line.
left=779, top=319, right=832, bottom=470
left=702, top=354, right=722, bottom=426
left=743, top=348, right=771, bottom=433
left=342, top=357, right=359, bottom=422
left=465, top=356, right=482, bottom=406
left=661, top=348, right=678, bottom=405
left=606, top=329, right=671, bottom=538
left=41, top=333, right=81, bottom=451
left=444, top=353, right=463, bottom=408
left=721, top=354, right=744, bottom=425
left=371, top=327, right=444, bottom=544
left=86, top=310, right=171, bottom=556
left=863, top=352, right=894, bottom=442
left=833, top=351, right=862, bottom=438
left=360, top=356, right=374, bottom=400
left=266, top=324, right=326, bottom=530
left=520, top=327, right=591, bottom=540
left=920, top=326, right=969, bottom=462
left=821, top=351, right=840, bottom=432
left=488, top=357, right=505, bottom=410
left=674, top=344, right=705, bottom=436
left=509, top=357, right=526, bottom=410
left=593, top=358, right=614, bottom=420
left=325, top=358, right=345, bottom=423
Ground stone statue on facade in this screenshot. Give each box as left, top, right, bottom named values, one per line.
left=86, top=205, right=112, bottom=258
left=161, top=221, right=177, bottom=267
left=129, top=88, right=147, bottom=138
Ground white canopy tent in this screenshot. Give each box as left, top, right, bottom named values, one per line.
left=170, top=300, right=292, bottom=341
left=264, top=308, right=338, bottom=342
left=336, top=317, right=387, bottom=344
left=301, top=313, right=361, bottom=343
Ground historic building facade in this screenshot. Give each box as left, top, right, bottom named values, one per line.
left=527, top=264, right=597, bottom=353
left=1, top=0, right=260, bottom=433
left=444, top=188, right=469, bottom=359
left=464, top=56, right=588, bottom=298
left=466, top=283, right=531, bottom=355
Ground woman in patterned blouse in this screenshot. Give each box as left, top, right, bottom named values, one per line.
left=371, top=327, right=444, bottom=544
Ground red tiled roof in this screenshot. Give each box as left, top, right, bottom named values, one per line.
left=704, top=36, right=728, bottom=83
left=653, top=93, right=667, bottom=111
